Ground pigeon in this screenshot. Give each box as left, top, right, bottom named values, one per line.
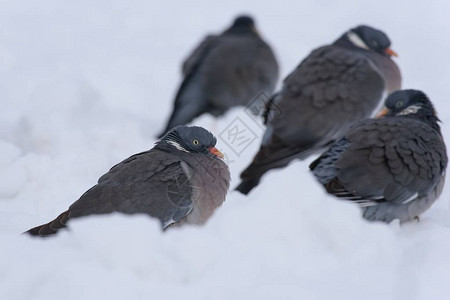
left=310, top=90, right=447, bottom=223
left=158, top=15, right=279, bottom=138
left=26, top=126, right=230, bottom=236
left=236, top=25, right=401, bottom=194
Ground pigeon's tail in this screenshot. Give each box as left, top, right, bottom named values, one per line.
left=235, top=154, right=290, bottom=195
left=236, top=138, right=327, bottom=195
left=157, top=71, right=207, bottom=138
left=158, top=105, right=207, bottom=138
left=235, top=146, right=292, bottom=195
left=157, top=111, right=182, bottom=139
left=25, top=210, right=70, bottom=237
left=235, top=177, right=261, bottom=195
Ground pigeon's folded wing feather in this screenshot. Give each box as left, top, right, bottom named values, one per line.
left=182, top=34, right=219, bottom=77
left=270, top=46, right=385, bottom=143
left=70, top=149, right=194, bottom=229
left=320, top=118, right=447, bottom=204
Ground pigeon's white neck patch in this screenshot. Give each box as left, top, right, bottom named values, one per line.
left=347, top=31, right=369, bottom=50
left=399, top=104, right=422, bottom=116
left=167, top=141, right=189, bottom=153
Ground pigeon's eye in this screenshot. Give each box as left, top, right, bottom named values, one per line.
left=395, top=101, right=403, bottom=108
left=192, top=139, right=199, bottom=145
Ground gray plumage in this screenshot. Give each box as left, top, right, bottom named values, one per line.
left=26, top=126, right=230, bottom=236
left=158, top=15, right=279, bottom=138
left=310, top=90, right=447, bottom=223
left=236, top=25, right=401, bottom=194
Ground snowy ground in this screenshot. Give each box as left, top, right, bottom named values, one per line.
left=1, top=0, right=450, bottom=299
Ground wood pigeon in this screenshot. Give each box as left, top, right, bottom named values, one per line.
left=310, top=90, right=447, bottom=223
left=237, top=25, right=401, bottom=194
left=158, top=15, right=279, bottom=138
left=26, top=126, right=230, bottom=236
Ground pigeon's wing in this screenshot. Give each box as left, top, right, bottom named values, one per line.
left=69, top=148, right=195, bottom=229
left=315, top=118, right=447, bottom=206
left=158, top=35, right=222, bottom=137
left=309, top=137, right=352, bottom=184
left=201, top=36, right=279, bottom=110
left=182, top=34, right=219, bottom=77
left=270, top=46, right=385, bottom=142
left=237, top=46, right=386, bottom=194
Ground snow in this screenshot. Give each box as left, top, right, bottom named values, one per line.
left=1, top=0, right=450, bottom=299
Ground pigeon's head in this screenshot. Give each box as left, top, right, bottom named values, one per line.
left=226, top=15, right=257, bottom=35
left=160, top=126, right=224, bottom=159
left=232, top=15, right=255, bottom=27
left=377, top=89, right=437, bottom=118
left=347, top=25, right=398, bottom=57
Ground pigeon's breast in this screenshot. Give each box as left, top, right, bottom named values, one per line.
left=367, top=52, right=402, bottom=94
left=183, top=155, right=230, bottom=225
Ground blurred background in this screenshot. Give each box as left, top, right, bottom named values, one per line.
left=1, top=0, right=450, bottom=299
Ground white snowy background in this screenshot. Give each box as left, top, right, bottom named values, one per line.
left=1, top=0, right=450, bottom=299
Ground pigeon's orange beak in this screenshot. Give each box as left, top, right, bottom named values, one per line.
left=208, top=147, right=224, bottom=159
left=385, top=47, right=398, bottom=57
left=376, top=107, right=390, bottom=118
